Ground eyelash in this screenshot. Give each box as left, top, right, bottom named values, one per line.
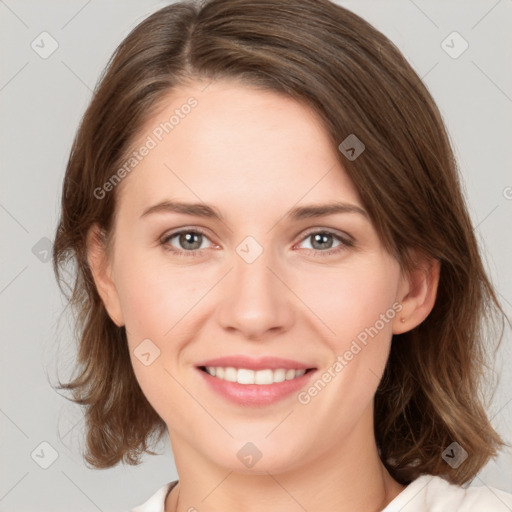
left=160, top=227, right=354, bottom=258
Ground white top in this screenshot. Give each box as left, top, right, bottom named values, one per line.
left=130, top=474, right=512, bottom=512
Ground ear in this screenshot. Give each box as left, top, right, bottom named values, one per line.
left=86, top=224, right=125, bottom=327
left=392, top=252, right=440, bottom=334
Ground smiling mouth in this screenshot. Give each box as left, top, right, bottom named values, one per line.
left=198, top=366, right=316, bottom=385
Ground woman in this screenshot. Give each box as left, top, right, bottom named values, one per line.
left=52, top=0, right=512, bottom=510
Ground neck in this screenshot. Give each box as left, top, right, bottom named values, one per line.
left=165, top=407, right=406, bottom=512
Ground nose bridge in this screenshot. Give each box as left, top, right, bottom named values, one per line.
left=216, top=235, right=294, bottom=338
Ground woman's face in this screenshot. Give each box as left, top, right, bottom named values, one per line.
left=96, top=79, right=408, bottom=473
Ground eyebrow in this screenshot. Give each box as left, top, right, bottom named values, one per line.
left=140, top=200, right=368, bottom=221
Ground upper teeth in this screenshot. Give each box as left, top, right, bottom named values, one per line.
left=205, top=367, right=307, bottom=385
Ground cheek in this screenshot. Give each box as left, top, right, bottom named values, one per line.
left=116, top=255, right=195, bottom=418
left=288, top=263, right=400, bottom=436
left=115, top=249, right=199, bottom=340
left=295, top=256, right=400, bottom=349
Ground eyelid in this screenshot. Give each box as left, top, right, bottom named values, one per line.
left=160, top=226, right=217, bottom=247
left=295, top=226, right=354, bottom=245
left=160, top=225, right=355, bottom=257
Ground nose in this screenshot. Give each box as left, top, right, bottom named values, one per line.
left=216, top=244, right=295, bottom=341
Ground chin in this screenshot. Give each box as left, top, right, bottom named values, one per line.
left=207, top=438, right=309, bottom=476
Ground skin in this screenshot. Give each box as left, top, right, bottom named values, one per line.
left=87, top=79, right=440, bottom=512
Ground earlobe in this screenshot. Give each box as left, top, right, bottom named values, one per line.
left=393, top=256, right=440, bottom=334
left=86, top=224, right=125, bottom=327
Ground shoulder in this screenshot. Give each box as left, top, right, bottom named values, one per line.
left=129, top=480, right=178, bottom=512
left=383, top=474, right=512, bottom=512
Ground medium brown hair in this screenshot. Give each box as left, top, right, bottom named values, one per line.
left=52, top=0, right=507, bottom=484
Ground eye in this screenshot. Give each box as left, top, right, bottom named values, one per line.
left=160, top=227, right=354, bottom=258
left=295, top=229, right=354, bottom=256
left=160, top=228, right=215, bottom=257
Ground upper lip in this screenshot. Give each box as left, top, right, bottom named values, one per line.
left=196, top=355, right=316, bottom=371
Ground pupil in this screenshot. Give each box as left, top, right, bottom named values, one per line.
left=312, top=233, right=332, bottom=250
left=177, top=233, right=333, bottom=251
left=181, top=232, right=201, bottom=250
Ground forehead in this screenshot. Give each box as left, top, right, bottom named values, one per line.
left=115, top=80, right=362, bottom=219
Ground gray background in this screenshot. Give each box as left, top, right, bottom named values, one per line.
left=1, top=0, right=511, bottom=510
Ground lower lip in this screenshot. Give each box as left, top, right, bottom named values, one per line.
left=196, top=368, right=316, bottom=406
